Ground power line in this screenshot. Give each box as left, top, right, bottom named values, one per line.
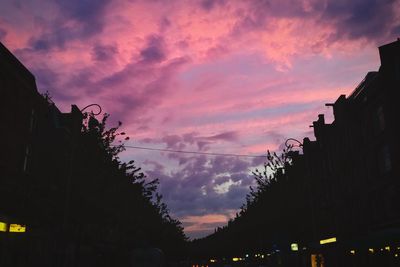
left=121, top=145, right=267, bottom=158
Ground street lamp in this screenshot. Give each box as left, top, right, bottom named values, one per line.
left=284, top=138, right=303, bottom=149
left=80, top=103, right=102, bottom=115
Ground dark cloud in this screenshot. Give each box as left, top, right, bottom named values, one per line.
left=199, top=0, right=226, bottom=11
left=92, top=44, right=118, bottom=62
left=140, top=35, right=166, bottom=63
left=233, top=0, right=398, bottom=45
left=322, top=0, right=397, bottom=41
left=29, top=0, right=111, bottom=51
left=55, top=0, right=110, bottom=24
left=392, top=25, right=400, bottom=35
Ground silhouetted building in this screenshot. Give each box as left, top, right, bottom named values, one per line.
left=0, top=42, right=82, bottom=266
left=302, top=39, right=400, bottom=266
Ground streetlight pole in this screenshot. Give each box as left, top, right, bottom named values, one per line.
left=61, top=104, right=102, bottom=267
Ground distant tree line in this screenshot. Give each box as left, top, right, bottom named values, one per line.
left=189, top=146, right=311, bottom=262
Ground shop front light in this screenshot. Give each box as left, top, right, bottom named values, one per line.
left=319, top=237, right=337, bottom=245
left=9, top=224, right=26, bottom=233
left=0, top=221, right=7, bottom=232
left=291, top=243, right=299, bottom=251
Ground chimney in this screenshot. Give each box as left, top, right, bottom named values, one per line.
left=379, top=39, right=400, bottom=78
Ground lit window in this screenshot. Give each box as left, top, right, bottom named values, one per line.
left=9, top=224, right=26, bottom=233
left=320, top=237, right=337, bottom=245
left=0, top=221, right=7, bottom=232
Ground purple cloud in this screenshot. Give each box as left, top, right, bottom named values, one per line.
left=92, top=44, right=118, bottom=62
left=140, top=35, right=166, bottom=64
left=199, top=0, right=227, bottom=11
left=162, top=134, right=185, bottom=149
left=0, top=28, right=6, bottom=40
left=203, top=131, right=239, bottom=141
left=144, top=153, right=258, bottom=219
left=322, top=0, right=398, bottom=42
left=29, top=0, right=111, bottom=51
left=232, top=0, right=398, bottom=45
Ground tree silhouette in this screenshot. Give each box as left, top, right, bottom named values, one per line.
left=64, top=112, right=187, bottom=266
left=190, top=145, right=310, bottom=265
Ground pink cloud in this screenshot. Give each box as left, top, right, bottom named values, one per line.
left=181, top=213, right=231, bottom=239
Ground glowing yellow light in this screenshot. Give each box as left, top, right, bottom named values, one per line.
left=368, top=248, right=374, bottom=253
left=261, top=254, right=265, bottom=259
left=232, top=257, right=240, bottom=262
left=350, top=250, right=355, bottom=255
left=9, top=224, right=26, bottom=233
left=209, top=259, right=216, bottom=263
left=385, top=246, right=390, bottom=252
left=395, top=254, right=398, bottom=257
left=319, top=237, right=337, bottom=245
left=0, top=221, right=7, bottom=232
left=291, top=243, right=299, bottom=251
left=311, top=254, right=324, bottom=267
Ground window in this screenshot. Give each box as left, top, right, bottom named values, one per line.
left=379, top=145, right=391, bottom=174
left=373, top=106, right=385, bottom=134
left=29, top=108, right=36, bottom=133
left=23, top=145, right=30, bottom=172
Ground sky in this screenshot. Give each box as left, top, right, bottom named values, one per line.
left=1, top=0, right=399, bottom=239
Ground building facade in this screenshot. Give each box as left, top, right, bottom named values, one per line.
left=302, top=40, right=400, bottom=266
left=0, top=42, right=82, bottom=266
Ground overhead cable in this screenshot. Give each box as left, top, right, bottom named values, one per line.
left=121, top=145, right=266, bottom=158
